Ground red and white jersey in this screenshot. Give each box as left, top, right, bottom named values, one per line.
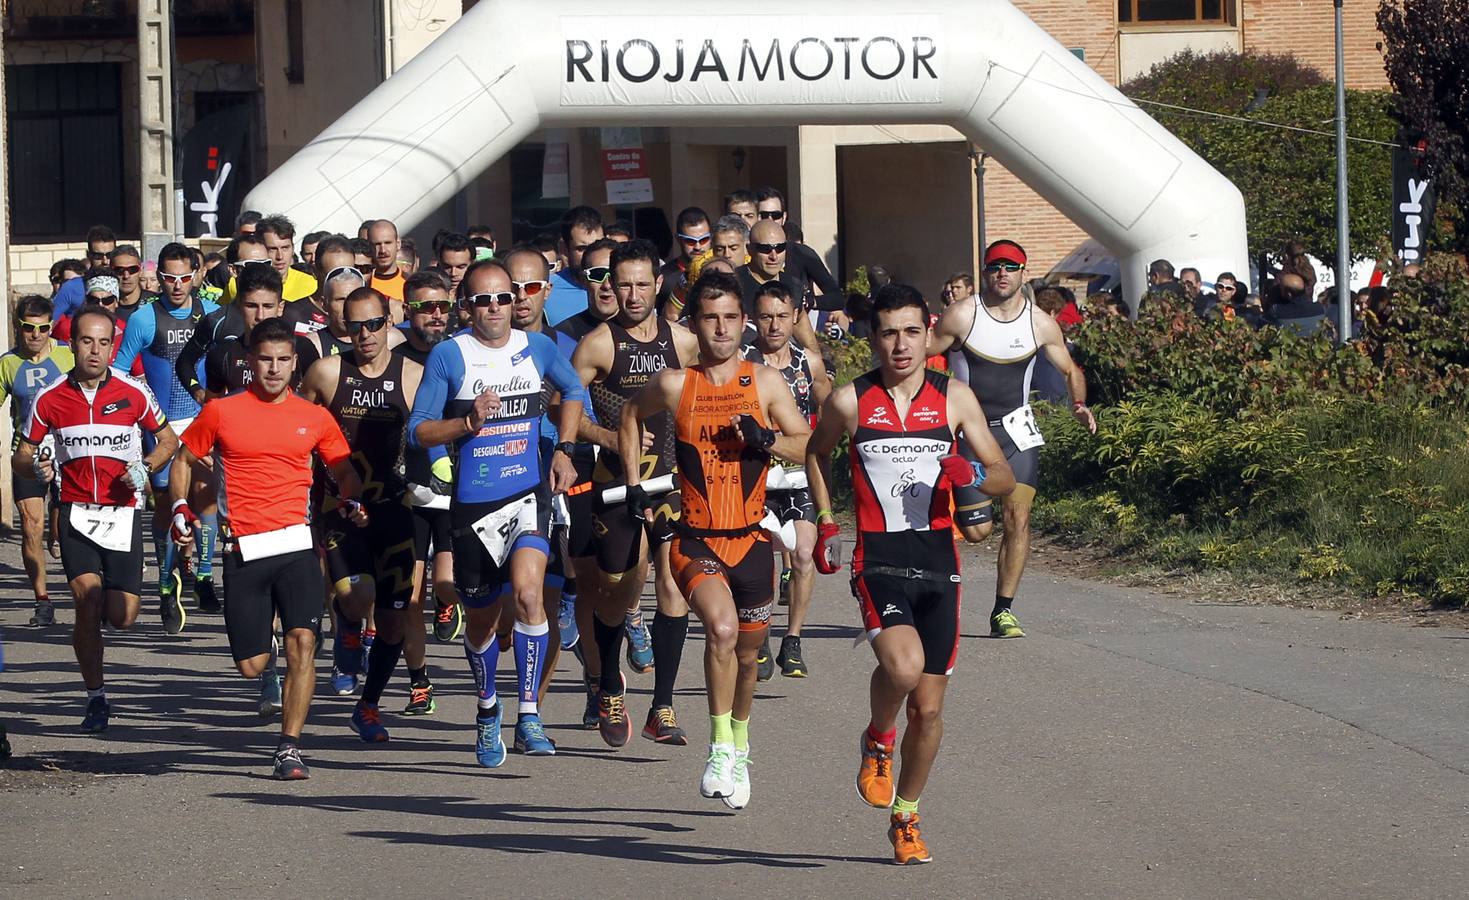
left=22, top=367, right=167, bottom=507
left=849, top=369, right=958, bottom=572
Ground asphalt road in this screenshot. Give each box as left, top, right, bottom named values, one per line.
left=1, top=534, right=1466, bottom=898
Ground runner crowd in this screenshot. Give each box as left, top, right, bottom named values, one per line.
left=1, top=191, right=1103, bottom=866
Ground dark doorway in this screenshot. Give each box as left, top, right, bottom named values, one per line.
left=6, top=62, right=126, bottom=242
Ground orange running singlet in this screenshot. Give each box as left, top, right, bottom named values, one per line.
left=674, top=360, right=769, bottom=536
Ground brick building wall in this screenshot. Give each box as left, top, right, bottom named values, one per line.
left=976, top=0, right=1121, bottom=275
left=1240, top=0, right=1388, bottom=89
left=981, top=0, right=1391, bottom=276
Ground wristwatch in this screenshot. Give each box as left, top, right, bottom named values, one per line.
left=554, top=441, right=576, bottom=457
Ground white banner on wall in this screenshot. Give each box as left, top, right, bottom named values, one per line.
left=559, top=16, right=944, bottom=107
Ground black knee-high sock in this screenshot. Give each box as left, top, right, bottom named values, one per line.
left=650, top=612, right=688, bottom=709
left=992, top=594, right=1014, bottom=617
left=593, top=616, right=624, bottom=695
left=361, top=639, right=403, bottom=706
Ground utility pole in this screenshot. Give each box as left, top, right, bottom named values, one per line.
left=1334, top=0, right=1351, bottom=345
left=138, top=0, right=177, bottom=252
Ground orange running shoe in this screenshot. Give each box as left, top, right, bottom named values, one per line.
left=857, top=731, right=896, bottom=808
left=888, top=813, right=933, bottom=865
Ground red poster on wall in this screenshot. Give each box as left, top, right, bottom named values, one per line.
left=601, top=128, right=654, bottom=205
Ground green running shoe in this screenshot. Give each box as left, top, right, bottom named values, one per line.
left=990, top=610, right=1026, bottom=638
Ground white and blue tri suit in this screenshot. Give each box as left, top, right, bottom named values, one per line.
left=407, top=327, right=587, bottom=724
left=407, top=328, right=587, bottom=606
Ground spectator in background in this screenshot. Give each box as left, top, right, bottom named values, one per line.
left=349, top=238, right=373, bottom=271
left=49, top=259, right=87, bottom=297
left=1146, top=259, right=1188, bottom=304
left=1086, top=291, right=1125, bottom=319
left=942, top=272, right=975, bottom=308
left=256, top=215, right=319, bottom=302
left=300, top=231, right=327, bottom=270
left=54, top=227, right=120, bottom=321
left=467, top=224, right=497, bottom=254
left=235, top=210, right=263, bottom=236
left=435, top=232, right=475, bottom=297
left=1265, top=272, right=1326, bottom=336
left=711, top=215, right=749, bottom=267
left=724, top=189, right=758, bottom=230
left=1321, top=287, right=1362, bottom=340
left=1030, top=291, right=1072, bottom=402
left=1278, top=239, right=1317, bottom=302
left=1213, top=272, right=1242, bottom=318
left=659, top=206, right=711, bottom=316
left=400, top=238, right=420, bottom=276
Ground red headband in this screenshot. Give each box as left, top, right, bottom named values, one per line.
left=984, top=243, right=1027, bottom=266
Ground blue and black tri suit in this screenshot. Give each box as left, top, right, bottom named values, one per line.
left=407, top=328, right=587, bottom=606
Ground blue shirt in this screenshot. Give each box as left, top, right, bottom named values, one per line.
left=52, top=278, right=85, bottom=320
left=115, top=295, right=220, bottom=422
left=408, top=329, right=587, bottom=506
left=544, top=270, right=588, bottom=327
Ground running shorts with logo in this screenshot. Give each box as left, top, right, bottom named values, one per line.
left=320, top=499, right=417, bottom=610
left=56, top=502, right=145, bottom=595
left=848, top=368, right=963, bottom=675
left=451, top=490, right=551, bottom=607
left=222, top=543, right=324, bottom=662
left=669, top=361, right=774, bottom=630
left=594, top=487, right=680, bottom=577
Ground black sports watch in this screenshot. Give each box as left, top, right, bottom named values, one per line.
left=554, top=441, right=576, bottom=457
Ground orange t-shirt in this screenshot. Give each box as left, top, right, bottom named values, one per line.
left=369, top=269, right=406, bottom=301
left=181, top=389, right=350, bottom=537
left=674, top=360, right=769, bottom=535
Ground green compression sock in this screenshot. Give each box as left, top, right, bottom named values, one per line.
left=731, top=716, right=749, bottom=751
left=892, top=795, right=920, bottom=817
left=710, top=712, right=734, bottom=745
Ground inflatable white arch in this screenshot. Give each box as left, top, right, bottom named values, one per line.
left=243, top=0, right=1247, bottom=308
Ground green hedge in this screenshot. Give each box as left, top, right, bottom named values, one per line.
left=1036, top=270, right=1469, bottom=606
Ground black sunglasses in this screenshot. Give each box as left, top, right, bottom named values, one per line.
left=409, top=299, right=453, bottom=315
left=467, top=291, right=514, bottom=308
left=751, top=242, right=788, bottom=255
left=756, top=210, right=783, bottom=220
left=346, top=316, right=388, bottom=336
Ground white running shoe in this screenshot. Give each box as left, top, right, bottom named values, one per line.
left=700, top=742, right=737, bottom=798
left=722, top=749, right=751, bottom=810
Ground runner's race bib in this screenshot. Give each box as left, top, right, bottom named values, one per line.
left=237, top=523, right=314, bottom=562
left=69, top=503, right=135, bottom=553
left=1001, top=404, right=1045, bottom=452
left=472, top=495, right=539, bottom=567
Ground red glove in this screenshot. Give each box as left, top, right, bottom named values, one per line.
left=939, top=454, right=984, bottom=488
left=814, top=521, right=843, bottom=574
left=170, top=500, right=200, bottom=545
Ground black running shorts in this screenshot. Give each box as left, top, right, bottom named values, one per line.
left=593, top=492, right=680, bottom=576
left=852, top=567, right=961, bottom=676
left=56, top=503, right=145, bottom=596
left=222, top=547, right=323, bottom=662
left=319, top=500, right=417, bottom=611
left=410, top=504, right=453, bottom=563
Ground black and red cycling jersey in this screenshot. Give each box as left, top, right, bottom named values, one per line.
left=849, top=368, right=959, bottom=573
left=22, top=367, right=168, bottom=507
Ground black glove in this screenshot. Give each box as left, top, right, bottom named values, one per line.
left=736, top=414, right=776, bottom=452
left=626, top=483, right=654, bottom=522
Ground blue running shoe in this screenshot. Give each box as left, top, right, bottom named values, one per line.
left=625, top=609, right=653, bottom=673
left=330, top=666, right=359, bottom=697
left=80, top=695, right=110, bottom=733
left=557, top=594, right=579, bottom=651
left=474, top=705, right=507, bottom=768
left=350, top=702, right=390, bottom=743
left=514, top=715, right=557, bottom=756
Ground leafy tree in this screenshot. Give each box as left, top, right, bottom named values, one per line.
left=1378, top=0, right=1469, bottom=253
left=1123, top=50, right=1397, bottom=262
